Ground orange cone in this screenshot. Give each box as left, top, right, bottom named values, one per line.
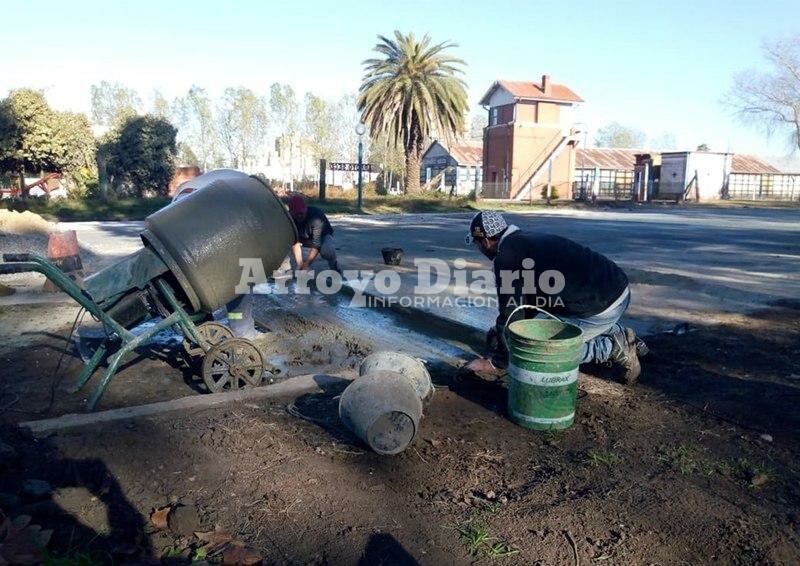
left=43, top=230, right=84, bottom=291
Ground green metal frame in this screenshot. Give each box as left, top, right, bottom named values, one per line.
left=2, top=254, right=209, bottom=410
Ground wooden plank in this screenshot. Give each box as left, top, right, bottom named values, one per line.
left=19, top=372, right=353, bottom=436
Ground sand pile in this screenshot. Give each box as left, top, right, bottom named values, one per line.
left=0, top=209, right=55, bottom=235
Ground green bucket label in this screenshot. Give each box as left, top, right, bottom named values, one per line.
left=509, top=409, right=575, bottom=426
left=508, top=365, right=578, bottom=387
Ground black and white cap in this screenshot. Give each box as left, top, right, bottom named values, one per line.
left=466, top=211, right=508, bottom=244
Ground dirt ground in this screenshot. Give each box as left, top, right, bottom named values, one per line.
left=1, top=297, right=799, bottom=564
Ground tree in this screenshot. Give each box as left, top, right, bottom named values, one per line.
left=217, top=87, right=268, bottom=168
left=649, top=132, right=678, bottom=150
left=303, top=93, right=338, bottom=162
left=334, top=93, right=363, bottom=162
left=594, top=122, right=646, bottom=148
left=269, top=83, right=300, bottom=187
left=174, top=86, right=219, bottom=171
left=469, top=113, right=488, bottom=140
left=369, top=131, right=405, bottom=193
left=729, top=35, right=800, bottom=151
left=0, top=89, right=95, bottom=196
left=50, top=111, right=97, bottom=187
left=358, top=31, right=468, bottom=194
left=696, top=143, right=711, bottom=151
left=99, top=115, right=177, bottom=197
left=177, top=142, right=200, bottom=167
left=90, top=81, right=141, bottom=127
left=151, top=90, right=172, bottom=119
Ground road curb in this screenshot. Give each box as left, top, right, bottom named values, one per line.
left=19, top=372, right=353, bottom=436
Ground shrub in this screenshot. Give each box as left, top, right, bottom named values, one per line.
left=540, top=184, right=560, bottom=200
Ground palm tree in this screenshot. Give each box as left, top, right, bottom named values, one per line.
left=358, top=31, right=468, bottom=194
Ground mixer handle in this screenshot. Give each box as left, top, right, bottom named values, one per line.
left=0, top=263, right=35, bottom=274
left=2, top=253, right=34, bottom=262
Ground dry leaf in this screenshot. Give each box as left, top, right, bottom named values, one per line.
left=0, top=514, right=48, bottom=565
left=194, top=529, right=234, bottom=552
left=149, top=506, right=171, bottom=530
left=222, top=541, right=262, bottom=565
left=750, top=473, right=770, bottom=489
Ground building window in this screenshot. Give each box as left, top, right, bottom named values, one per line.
left=490, top=107, right=498, bottom=126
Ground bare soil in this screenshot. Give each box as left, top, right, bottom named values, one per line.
left=1, top=302, right=799, bottom=564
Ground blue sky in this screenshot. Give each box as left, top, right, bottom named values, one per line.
left=3, top=0, right=798, bottom=157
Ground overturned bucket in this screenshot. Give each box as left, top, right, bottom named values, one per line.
left=359, top=351, right=434, bottom=403
left=505, top=306, right=584, bottom=431
left=339, top=370, right=423, bottom=455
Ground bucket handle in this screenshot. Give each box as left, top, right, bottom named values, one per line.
left=503, top=305, right=562, bottom=344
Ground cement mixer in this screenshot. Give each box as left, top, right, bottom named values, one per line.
left=0, top=170, right=298, bottom=409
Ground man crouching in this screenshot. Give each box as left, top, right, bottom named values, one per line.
left=464, top=211, right=647, bottom=383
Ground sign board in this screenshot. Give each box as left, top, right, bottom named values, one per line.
left=329, top=162, right=373, bottom=172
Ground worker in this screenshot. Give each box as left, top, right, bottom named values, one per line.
left=463, top=211, right=647, bottom=384
left=287, top=194, right=340, bottom=272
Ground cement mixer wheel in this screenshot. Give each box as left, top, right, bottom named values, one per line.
left=184, top=321, right=234, bottom=357
left=201, top=338, right=264, bottom=393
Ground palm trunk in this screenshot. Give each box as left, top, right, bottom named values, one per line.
left=404, top=142, right=422, bottom=194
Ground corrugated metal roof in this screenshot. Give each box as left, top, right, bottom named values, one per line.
left=479, top=79, right=583, bottom=105
left=575, top=149, right=783, bottom=174
left=730, top=154, right=781, bottom=174
left=448, top=141, right=483, bottom=167
left=575, top=148, right=642, bottom=170
left=423, top=140, right=482, bottom=167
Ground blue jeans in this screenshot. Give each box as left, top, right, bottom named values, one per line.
left=560, top=287, right=630, bottom=363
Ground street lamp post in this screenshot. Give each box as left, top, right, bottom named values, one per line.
left=355, top=123, right=366, bottom=212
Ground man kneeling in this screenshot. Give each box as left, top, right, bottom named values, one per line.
left=464, top=211, right=647, bottom=383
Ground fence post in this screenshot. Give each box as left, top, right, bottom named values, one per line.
left=318, top=159, right=327, bottom=202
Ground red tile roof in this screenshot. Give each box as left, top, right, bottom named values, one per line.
left=480, top=79, right=584, bottom=105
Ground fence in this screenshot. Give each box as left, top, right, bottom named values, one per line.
left=726, top=173, right=800, bottom=201
left=572, top=168, right=634, bottom=201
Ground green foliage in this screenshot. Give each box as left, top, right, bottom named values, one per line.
left=594, top=122, right=646, bottom=148
left=1, top=195, right=170, bottom=220
left=217, top=87, right=268, bottom=168
left=452, top=522, right=520, bottom=558
left=358, top=31, right=468, bottom=193
left=584, top=448, right=621, bottom=467
left=174, top=86, right=220, bottom=170
left=540, top=184, right=560, bottom=200
left=99, top=115, right=177, bottom=197
left=0, top=89, right=95, bottom=194
left=657, top=443, right=714, bottom=476
left=718, top=457, right=772, bottom=488
left=304, top=92, right=338, bottom=161
left=177, top=142, right=200, bottom=167
left=270, top=83, right=301, bottom=167
left=90, top=81, right=141, bottom=127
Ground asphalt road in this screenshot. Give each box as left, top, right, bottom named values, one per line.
left=61, top=205, right=800, bottom=333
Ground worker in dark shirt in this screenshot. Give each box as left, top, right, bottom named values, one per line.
left=287, top=194, right=339, bottom=272
left=464, top=211, right=647, bottom=384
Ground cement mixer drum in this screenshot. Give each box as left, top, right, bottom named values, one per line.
left=142, top=170, right=297, bottom=312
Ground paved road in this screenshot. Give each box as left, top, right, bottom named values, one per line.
left=60, top=205, right=800, bottom=333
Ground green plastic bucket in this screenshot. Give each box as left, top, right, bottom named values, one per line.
left=504, top=306, right=584, bottom=430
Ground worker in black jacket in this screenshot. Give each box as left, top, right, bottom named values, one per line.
left=288, top=194, right=339, bottom=272
left=464, top=211, right=646, bottom=384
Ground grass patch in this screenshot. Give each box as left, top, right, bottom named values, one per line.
left=452, top=521, right=520, bottom=558
left=657, top=443, right=714, bottom=475
left=1, top=197, right=171, bottom=222
left=584, top=448, right=621, bottom=467
left=718, top=457, right=772, bottom=489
